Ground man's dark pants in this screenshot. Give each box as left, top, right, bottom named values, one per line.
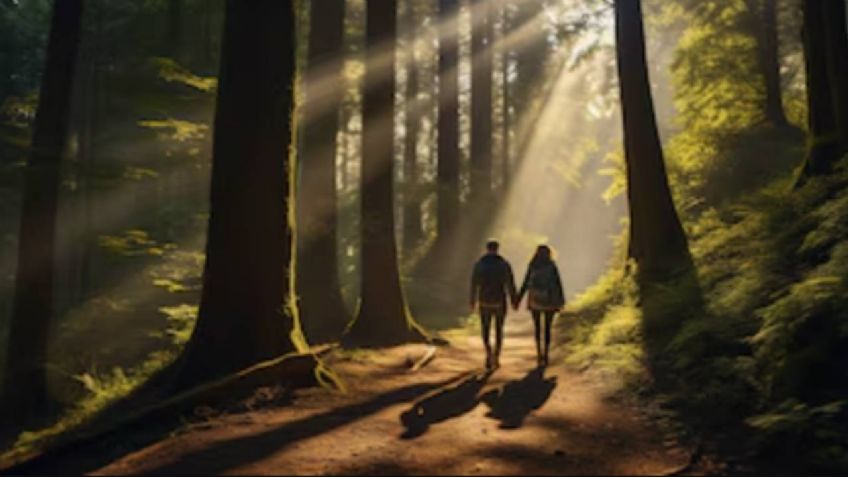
left=480, top=305, right=505, bottom=364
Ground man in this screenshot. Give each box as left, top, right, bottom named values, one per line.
left=470, top=240, right=517, bottom=370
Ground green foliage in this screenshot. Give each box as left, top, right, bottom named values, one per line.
left=5, top=350, right=177, bottom=460
left=98, top=229, right=176, bottom=257
left=562, top=264, right=648, bottom=389
left=137, top=118, right=209, bottom=143
left=157, top=304, right=198, bottom=345
left=573, top=151, right=848, bottom=470
left=663, top=0, right=806, bottom=210
left=150, top=250, right=204, bottom=292
left=672, top=3, right=762, bottom=133
left=0, top=93, right=38, bottom=126
left=747, top=399, right=848, bottom=472
left=150, top=57, right=217, bottom=92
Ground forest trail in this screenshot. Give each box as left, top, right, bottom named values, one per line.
left=90, top=318, right=698, bottom=476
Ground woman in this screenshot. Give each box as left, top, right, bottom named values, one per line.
left=514, top=245, right=565, bottom=367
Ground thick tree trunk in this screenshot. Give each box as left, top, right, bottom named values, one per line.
left=470, top=0, right=493, bottom=203
left=343, top=0, right=427, bottom=347
left=799, top=0, right=840, bottom=178
left=823, top=0, right=848, bottom=151
left=297, top=0, right=350, bottom=344
left=175, top=1, right=303, bottom=389
left=614, top=0, right=692, bottom=283
left=1, top=0, right=84, bottom=427
left=436, top=0, right=461, bottom=242
left=758, top=0, right=789, bottom=127
left=403, top=0, right=423, bottom=253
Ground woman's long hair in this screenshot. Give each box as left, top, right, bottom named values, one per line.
left=529, top=244, right=554, bottom=269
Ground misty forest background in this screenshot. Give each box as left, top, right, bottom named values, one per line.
left=0, top=0, right=847, bottom=473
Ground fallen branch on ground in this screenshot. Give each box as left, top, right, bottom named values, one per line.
left=409, top=346, right=438, bottom=373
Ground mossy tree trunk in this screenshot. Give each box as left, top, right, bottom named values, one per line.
left=297, top=0, right=350, bottom=344
left=1, top=0, right=84, bottom=429
left=343, top=0, right=427, bottom=347
left=174, top=0, right=303, bottom=389
left=614, top=0, right=693, bottom=284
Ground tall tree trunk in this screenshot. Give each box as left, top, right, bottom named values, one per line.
left=500, top=0, right=511, bottom=189
left=757, top=0, right=789, bottom=127
left=339, top=105, right=350, bottom=192
left=469, top=0, right=493, bottom=203
left=76, top=34, right=97, bottom=303
left=297, top=0, right=349, bottom=344
left=614, top=0, right=692, bottom=283
left=403, top=0, right=424, bottom=253
left=1, top=0, right=84, bottom=427
left=200, top=0, right=225, bottom=70
left=823, top=0, right=848, bottom=151
left=175, top=0, right=304, bottom=389
left=437, top=0, right=460, bottom=242
left=344, top=0, right=427, bottom=347
left=511, top=0, right=546, bottom=125
left=166, top=0, right=184, bottom=61
left=799, top=0, right=839, bottom=178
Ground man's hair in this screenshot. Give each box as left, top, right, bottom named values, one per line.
left=486, top=240, right=499, bottom=252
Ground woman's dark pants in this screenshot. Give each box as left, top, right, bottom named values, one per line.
left=531, top=310, right=556, bottom=365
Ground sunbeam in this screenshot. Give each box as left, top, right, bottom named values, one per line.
left=489, top=50, right=625, bottom=297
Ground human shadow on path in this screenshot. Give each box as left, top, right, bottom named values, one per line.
left=9, top=374, right=469, bottom=475
left=480, top=367, right=557, bottom=429
left=400, top=371, right=492, bottom=439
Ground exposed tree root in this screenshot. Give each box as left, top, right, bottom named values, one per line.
left=0, top=351, right=327, bottom=474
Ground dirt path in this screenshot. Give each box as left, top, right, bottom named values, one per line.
left=92, top=319, right=696, bottom=475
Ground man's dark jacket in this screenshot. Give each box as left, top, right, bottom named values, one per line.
left=470, top=253, right=517, bottom=310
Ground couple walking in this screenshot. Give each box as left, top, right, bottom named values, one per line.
left=469, top=240, right=566, bottom=370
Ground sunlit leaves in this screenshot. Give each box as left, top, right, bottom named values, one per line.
left=137, top=118, right=209, bottom=143
left=158, top=303, right=198, bottom=345
left=599, top=149, right=625, bottom=204
left=0, top=93, right=37, bottom=126
left=150, top=250, right=204, bottom=293
left=151, top=57, right=217, bottom=92
left=98, top=229, right=176, bottom=257
left=122, top=166, right=159, bottom=181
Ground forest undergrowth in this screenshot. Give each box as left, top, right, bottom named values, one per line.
left=562, top=155, right=848, bottom=474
